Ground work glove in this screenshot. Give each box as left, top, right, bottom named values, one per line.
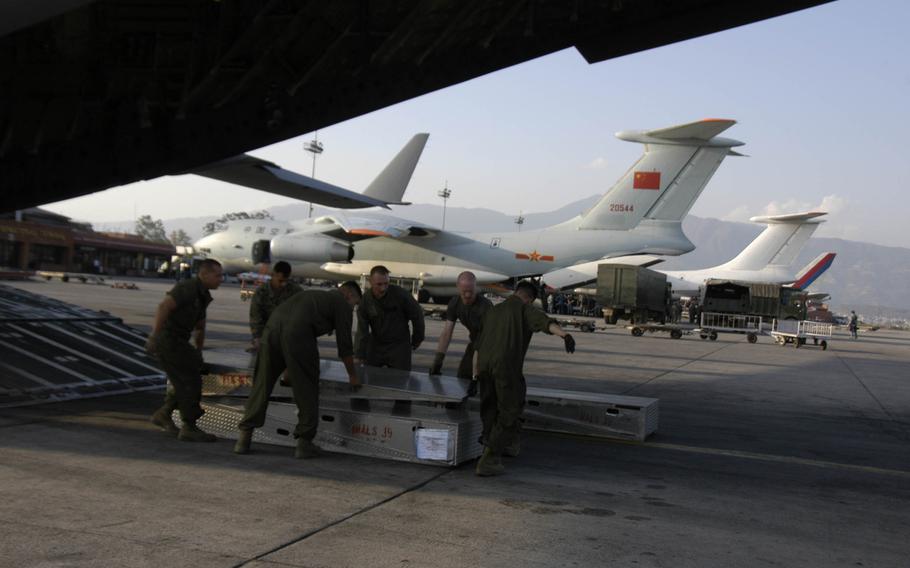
left=429, top=352, right=445, bottom=375
left=467, top=376, right=479, bottom=398
left=563, top=334, right=576, bottom=354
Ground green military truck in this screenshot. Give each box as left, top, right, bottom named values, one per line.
left=597, top=264, right=670, bottom=325
left=700, top=280, right=807, bottom=322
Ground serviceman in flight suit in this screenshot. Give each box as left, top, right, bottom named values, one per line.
left=429, top=271, right=491, bottom=381
left=146, top=259, right=223, bottom=443
left=354, top=265, right=425, bottom=371
left=249, top=260, right=302, bottom=351
left=473, top=280, right=576, bottom=476
left=233, top=281, right=363, bottom=458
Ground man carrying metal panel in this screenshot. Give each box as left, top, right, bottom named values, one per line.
left=429, top=271, right=492, bottom=382
left=249, top=261, right=302, bottom=351
left=354, top=265, right=424, bottom=371
left=146, top=259, right=223, bottom=442
left=473, top=281, right=576, bottom=476
left=233, top=282, right=363, bottom=458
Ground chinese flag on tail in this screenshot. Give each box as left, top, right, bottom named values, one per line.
left=633, top=171, right=661, bottom=190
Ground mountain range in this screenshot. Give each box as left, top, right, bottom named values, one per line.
left=139, top=196, right=908, bottom=311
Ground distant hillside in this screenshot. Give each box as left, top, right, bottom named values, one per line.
left=132, top=194, right=906, bottom=310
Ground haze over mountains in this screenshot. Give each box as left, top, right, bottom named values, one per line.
left=109, top=195, right=908, bottom=311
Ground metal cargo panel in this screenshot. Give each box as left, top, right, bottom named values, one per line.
left=191, top=397, right=483, bottom=467
left=522, top=387, right=658, bottom=442
left=0, top=284, right=164, bottom=408
left=202, top=349, right=470, bottom=404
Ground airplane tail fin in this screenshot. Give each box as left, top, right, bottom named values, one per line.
left=789, top=252, right=836, bottom=290
left=578, top=119, right=744, bottom=230
left=722, top=211, right=827, bottom=272
left=362, top=133, right=430, bottom=205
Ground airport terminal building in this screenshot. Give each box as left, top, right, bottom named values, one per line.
left=0, top=208, right=174, bottom=276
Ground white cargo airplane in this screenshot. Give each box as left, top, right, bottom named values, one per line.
left=543, top=211, right=837, bottom=294
left=197, top=119, right=744, bottom=300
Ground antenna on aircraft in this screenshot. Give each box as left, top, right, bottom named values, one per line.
left=515, top=211, right=525, bottom=232
left=437, top=182, right=452, bottom=229
left=304, top=132, right=324, bottom=218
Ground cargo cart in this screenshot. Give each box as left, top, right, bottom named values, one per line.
left=770, top=319, right=832, bottom=350
left=697, top=311, right=762, bottom=343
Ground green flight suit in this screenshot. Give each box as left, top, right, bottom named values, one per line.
left=156, top=277, right=212, bottom=424
left=444, top=294, right=492, bottom=379
left=355, top=284, right=424, bottom=371
left=249, top=280, right=303, bottom=340
left=238, top=289, right=354, bottom=440
left=475, top=295, right=554, bottom=453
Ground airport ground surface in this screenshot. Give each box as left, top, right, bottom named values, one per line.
left=2, top=277, right=909, bottom=567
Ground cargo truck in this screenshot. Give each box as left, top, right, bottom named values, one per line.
left=597, top=264, right=670, bottom=325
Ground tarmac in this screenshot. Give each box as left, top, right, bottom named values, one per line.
left=2, top=277, right=909, bottom=567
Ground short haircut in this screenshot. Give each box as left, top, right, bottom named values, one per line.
left=515, top=280, right=538, bottom=300
left=456, top=271, right=476, bottom=284
left=370, top=265, right=390, bottom=277
left=340, top=280, right=363, bottom=297
left=199, top=259, right=222, bottom=273
left=273, top=261, right=291, bottom=276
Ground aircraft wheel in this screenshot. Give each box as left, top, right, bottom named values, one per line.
left=709, top=332, right=718, bottom=341
left=747, top=333, right=757, bottom=344
left=670, top=329, right=682, bottom=340
left=821, top=340, right=828, bottom=351
left=631, top=327, right=644, bottom=337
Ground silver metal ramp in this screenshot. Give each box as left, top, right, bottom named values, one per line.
left=523, top=387, right=659, bottom=442
left=0, top=284, right=164, bottom=408
left=198, top=350, right=482, bottom=466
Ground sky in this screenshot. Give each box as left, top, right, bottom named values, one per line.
left=42, top=0, right=910, bottom=248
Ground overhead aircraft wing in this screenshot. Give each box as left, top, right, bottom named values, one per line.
left=599, top=254, right=666, bottom=268
left=190, top=133, right=429, bottom=210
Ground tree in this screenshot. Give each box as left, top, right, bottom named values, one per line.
left=135, top=215, right=168, bottom=242
left=202, top=210, right=274, bottom=236
left=169, top=229, right=192, bottom=246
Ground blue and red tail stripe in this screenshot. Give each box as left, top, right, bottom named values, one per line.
left=791, top=252, right=836, bottom=290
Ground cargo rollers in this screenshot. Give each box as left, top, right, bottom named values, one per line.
left=192, top=349, right=659, bottom=467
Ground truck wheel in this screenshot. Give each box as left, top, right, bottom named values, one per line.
left=670, top=329, right=682, bottom=340
left=747, top=333, right=757, bottom=344
left=709, top=332, right=718, bottom=341
left=631, top=327, right=644, bottom=337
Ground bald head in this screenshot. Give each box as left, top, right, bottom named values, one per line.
left=456, top=271, right=478, bottom=305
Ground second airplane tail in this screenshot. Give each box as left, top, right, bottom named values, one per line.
left=722, top=211, right=827, bottom=272
left=577, top=119, right=745, bottom=231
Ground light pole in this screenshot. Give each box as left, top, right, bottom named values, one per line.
left=515, top=211, right=525, bottom=232
left=437, top=182, right=452, bottom=229
left=304, top=132, right=324, bottom=218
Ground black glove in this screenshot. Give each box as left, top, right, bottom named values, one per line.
left=467, top=377, right=479, bottom=398
left=429, top=352, right=445, bottom=375
left=563, top=334, right=576, bottom=354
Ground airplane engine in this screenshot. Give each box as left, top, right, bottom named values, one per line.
left=269, top=233, right=354, bottom=263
